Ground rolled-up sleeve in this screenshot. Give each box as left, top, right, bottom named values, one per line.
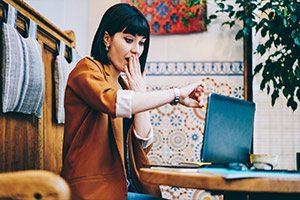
left=133, top=126, right=153, bottom=149
left=116, top=90, right=134, bottom=118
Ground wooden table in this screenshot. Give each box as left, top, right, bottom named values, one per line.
left=139, top=168, right=300, bottom=200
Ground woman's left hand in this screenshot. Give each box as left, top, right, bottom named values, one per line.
left=124, top=54, right=147, bottom=92
left=179, top=82, right=205, bottom=108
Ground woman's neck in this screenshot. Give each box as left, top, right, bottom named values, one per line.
left=108, top=64, right=121, bottom=88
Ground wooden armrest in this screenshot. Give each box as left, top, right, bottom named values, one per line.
left=0, top=170, right=70, bottom=200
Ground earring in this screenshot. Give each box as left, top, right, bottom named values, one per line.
left=105, top=46, right=109, bottom=51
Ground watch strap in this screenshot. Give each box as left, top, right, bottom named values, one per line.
left=170, top=87, right=180, bottom=105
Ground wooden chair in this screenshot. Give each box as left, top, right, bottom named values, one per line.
left=0, top=170, right=70, bottom=200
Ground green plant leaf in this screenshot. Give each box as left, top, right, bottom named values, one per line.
left=283, top=87, right=290, bottom=98
left=290, top=13, right=297, bottom=23
left=268, top=11, right=275, bottom=20
left=271, top=89, right=279, bottom=105
left=236, top=10, right=245, bottom=19
left=274, top=38, right=281, bottom=47
left=294, top=35, right=300, bottom=46
left=287, top=97, right=298, bottom=111
left=296, top=88, right=300, bottom=101
left=296, top=67, right=300, bottom=79
left=229, top=11, right=235, bottom=18
left=249, top=21, right=257, bottom=28
left=254, top=63, right=263, bottom=75
left=261, top=26, right=268, bottom=37
left=227, top=5, right=234, bottom=11
left=260, top=2, right=271, bottom=12
left=260, top=76, right=267, bottom=91
left=217, top=2, right=224, bottom=9
left=206, top=14, right=218, bottom=25
left=264, top=39, right=273, bottom=49
left=291, top=30, right=296, bottom=38
left=209, top=14, right=217, bottom=19
left=205, top=18, right=212, bottom=25
left=255, top=18, right=268, bottom=32
left=283, top=18, right=289, bottom=27
left=221, top=20, right=235, bottom=28
left=235, top=30, right=244, bottom=40
left=229, top=21, right=235, bottom=28
left=256, top=44, right=266, bottom=55
left=288, top=4, right=296, bottom=12
left=222, top=21, right=231, bottom=26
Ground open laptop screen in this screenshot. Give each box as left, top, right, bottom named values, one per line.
left=200, top=93, right=256, bottom=166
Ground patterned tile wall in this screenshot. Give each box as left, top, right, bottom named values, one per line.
left=145, top=61, right=244, bottom=200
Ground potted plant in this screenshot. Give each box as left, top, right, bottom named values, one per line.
left=204, top=0, right=300, bottom=110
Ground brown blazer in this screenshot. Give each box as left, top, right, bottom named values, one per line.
left=60, top=57, right=160, bottom=200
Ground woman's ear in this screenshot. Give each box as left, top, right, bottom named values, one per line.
left=103, top=31, right=111, bottom=47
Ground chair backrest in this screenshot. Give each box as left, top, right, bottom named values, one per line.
left=0, top=170, right=70, bottom=200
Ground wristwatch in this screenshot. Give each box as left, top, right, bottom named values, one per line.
left=170, top=87, right=180, bottom=105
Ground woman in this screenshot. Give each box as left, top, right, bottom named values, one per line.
left=61, top=3, right=204, bottom=200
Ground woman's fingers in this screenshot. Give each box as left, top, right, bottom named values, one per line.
left=179, top=82, right=205, bottom=108
left=134, top=54, right=141, bottom=75
left=124, top=65, right=133, bottom=82
left=188, top=83, right=204, bottom=101
left=125, top=54, right=147, bottom=92
left=129, top=55, right=135, bottom=75
left=181, top=97, right=205, bottom=108
left=128, top=54, right=141, bottom=77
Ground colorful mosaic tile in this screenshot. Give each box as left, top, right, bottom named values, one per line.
left=146, top=61, right=243, bottom=200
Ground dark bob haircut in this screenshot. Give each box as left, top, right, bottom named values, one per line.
left=91, top=3, right=150, bottom=72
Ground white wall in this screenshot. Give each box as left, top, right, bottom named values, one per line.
left=88, top=0, right=119, bottom=56
left=148, top=0, right=243, bottom=62
left=24, top=0, right=89, bottom=56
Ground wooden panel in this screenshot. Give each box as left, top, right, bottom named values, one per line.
left=0, top=113, right=38, bottom=171
left=41, top=45, right=64, bottom=174
left=0, top=0, right=75, bottom=173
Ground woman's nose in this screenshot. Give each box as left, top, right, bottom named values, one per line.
left=131, top=43, right=142, bottom=55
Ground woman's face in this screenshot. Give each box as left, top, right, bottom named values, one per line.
left=106, top=31, right=146, bottom=73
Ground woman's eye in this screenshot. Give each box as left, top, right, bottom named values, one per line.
left=139, top=41, right=145, bottom=46
left=125, top=38, right=133, bottom=43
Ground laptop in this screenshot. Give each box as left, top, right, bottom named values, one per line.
left=200, top=93, right=256, bottom=166
left=144, top=93, right=256, bottom=168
